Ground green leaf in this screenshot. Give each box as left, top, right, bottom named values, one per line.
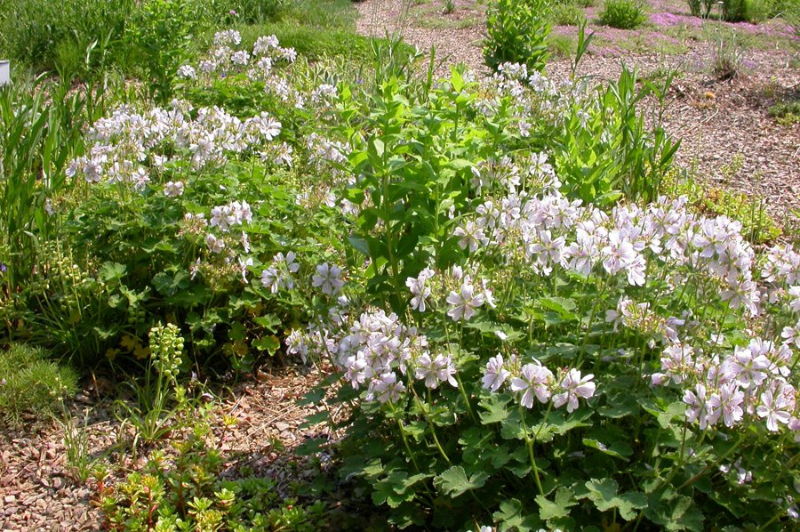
left=252, top=335, right=280, bottom=354
left=348, top=234, right=371, bottom=256
left=479, top=393, right=511, bottom=425
left=434, top=466, right=489, bottom=498
left=645, top=493, right=705, bottom=532
left=584, top=478, right=647, bottom=521
left=98, top=262, right=126, bottom=282
left=493, top=498, right=543, bottom=532
left=254, top=314, right=282, bottom=333
left=536, top=487, right=576, bottom=521
left=582, top=437, right=632, bottom=461
left=657, top=401, right=686, bottom=429
left=298, top=411, right=329, bottom=429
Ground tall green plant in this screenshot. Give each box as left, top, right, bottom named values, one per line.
left=0, top=76, right=104, bottom=290
left=552, top=66, right=679, bottom=204
left=484, top=0, right=551, bottom=73
left=125, top=0, right=197, bottom=103
left=337, top=70, right=516, bottom=309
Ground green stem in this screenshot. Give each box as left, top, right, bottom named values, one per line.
left=519, top=404, right=546, bottom=496
left=395, top=414, right=421, bottom=472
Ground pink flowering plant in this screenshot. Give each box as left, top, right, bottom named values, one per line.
left=280, top=67, right=800, bottom=529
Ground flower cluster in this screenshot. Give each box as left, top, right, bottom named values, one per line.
left=652, top=337, right=799, bottom=437
left=260, top=252, right=300, bottom=294
left=483, top=354, right=596, bottom=413
left=461, top=189, right=760, bottom=317
left=195, top=30, right=296, bottom=78
left=66, top=102, right=284, bottom=187
left=404, top=265, right=495, bottom=321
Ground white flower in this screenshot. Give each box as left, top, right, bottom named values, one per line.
left=718, top=382, right=744, bottom=428
left=683, top=383, right=720, bottom=430
left=312, top=263, right=344, bottom=296
left=757, top=389, right=792, bottom=431
left=454, top=221, right=488, bottom=253
left=231, top=50, right=250, bottom=66
left=210, top=201, right=253, bottom=232
left=482, top=355, right=511, bottom=392
left=344, top=355, right=369, bottom=389
left=511, top=362, right=554, bottom=408
left=552, top=369, right=596, bottom=413
left=414, top=353, right=457, bottom=389
left=205, top=233, right=225, bottom=254
left=367, top=372, right=406, bottom=403
left=253, top=34, right=280, bottom=56
left=446, top=281, right=485, bottom=321
left=406, top=268, right=434, bottom=312
left=285, top=329, right=308, bottom=362
left=164, top=180, right=185, bottom=197
left=214, top=29, right=241, bottom=47
left=260, top=251, right=299, bottom=293
left=177, top=65, right=196, bottom=79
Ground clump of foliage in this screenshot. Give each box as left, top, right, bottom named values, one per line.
left=99, top=411, right=330, bottom=530
left=688, top=0, right=797, bottom=22
left=124, top=0, right=199, bottom=103
left=769, top=96, right=800, bottom=125
left=0, top=0, right=136, bottom=74
left=0, top=344, right=77, bottom=426
left=687, top=0, right=718, bottom=17
left=484, top=0, right=551, bottom=73
left=551, top=1, right=587, bottom=26
left=711, top=35, right=745, bottom=80
left=599, top=0, right=647, bottom=29
left=0, top=76, right=106, bottom=293
left=116, top=324, right=189, bottom=447
left=5, top=34, right=339, bottom=370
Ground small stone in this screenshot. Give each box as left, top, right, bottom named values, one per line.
left=3, top=495, right=15, bottom=503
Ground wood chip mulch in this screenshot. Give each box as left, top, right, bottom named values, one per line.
left=0, top=368, right=334, bottom=531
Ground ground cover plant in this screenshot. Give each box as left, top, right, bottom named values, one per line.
left=2, top=0, right=800, bottom=530
left=0, top=343, right=77, bottom=427
left=600, top=0, right=648, bottom=29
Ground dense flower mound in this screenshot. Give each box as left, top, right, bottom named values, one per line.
left=287, top=185, right=798, bottom=437
left=37, top=27, right=800, bottom=528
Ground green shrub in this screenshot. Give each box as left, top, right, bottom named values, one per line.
left=484, top=0, right=551, bottom=73
left=687, top=0, right=718, bottom=17
left=551, top=1, right=587, bottom=25
left=236, top=23, right=414, bottom=64
left=204, top=0, right=285, bottom=24
left=551, top=66, right=679, bottom=204
left=599, top=0, right=647, bottom=29
left=0, top=344, right=77, bottom=426
left=125, top=0, right=199, bottom=103
left=281, top=66, right=800, bottom=530
left=0, top=76, right=107, bottom=293
left=8, top=35, right=349, bottom=371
